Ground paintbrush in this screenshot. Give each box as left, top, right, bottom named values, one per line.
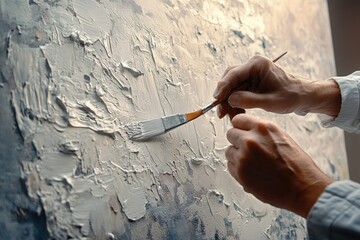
left=125, top=52, right=287, bottom=141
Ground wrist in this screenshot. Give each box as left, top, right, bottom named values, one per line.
left=296, top=177, right=333, bottom=218
left=300, top=80, right=341, bottom=117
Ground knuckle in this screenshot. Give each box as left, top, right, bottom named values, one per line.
left=243, top=136, right=257, bottom=149
left=226, top=129, right=232, bottom=141
left=253, top=120, right=277, bottom=134
left=227, top=67, right=239, bottom=79
left=249, top=55, right=271, bottom=67
left=227, top=161, right=238, bottom=178
left=230, top=115, right=241, bottom=126
left=256, top=121, right=269, bottom=131
left=216, top=80, right=228, bottom=91
left=226, top=128, right=239, bottom=142
left=225, top=145, right=242, bottom=162
left=225, top=146, right=232, bottom=159
left=225, top=66, right=234, bottom=72
left=265, top=121, right=277, bottom=131
left=258, top=120, right=276, bottom=132
left=233, top=133, right=243, bottom=145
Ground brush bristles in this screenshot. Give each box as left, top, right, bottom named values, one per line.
left=125, top=118, right=165, bottom=141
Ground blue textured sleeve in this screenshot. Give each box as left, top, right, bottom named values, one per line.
left=321, top=71, right=360, bottom=133
left=307, top=181, right=360, bottom=239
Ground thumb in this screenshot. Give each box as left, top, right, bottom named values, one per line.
left=228, top=91, right=272, bottom=110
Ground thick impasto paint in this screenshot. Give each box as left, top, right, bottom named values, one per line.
left=0, top=0, right=348, bottom=239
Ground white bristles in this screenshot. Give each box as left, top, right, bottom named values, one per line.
left=125, top=118, right=165, bottom=141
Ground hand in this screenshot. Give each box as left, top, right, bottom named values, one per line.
left=214, top=55, right=341, bottom=118
left=226, top=114, right=333, bottom=218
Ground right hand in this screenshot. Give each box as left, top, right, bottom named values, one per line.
left=214, top=55, right=341, bottom=118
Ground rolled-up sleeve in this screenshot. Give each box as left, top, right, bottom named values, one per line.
left=321, top=71, right=360, bottom=133
left=311, top=72, right=360, bottom=239
left=307, top=181, right=360, bottom=239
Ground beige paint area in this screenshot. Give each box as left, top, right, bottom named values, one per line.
left=3, top=0, right=347, bottom=238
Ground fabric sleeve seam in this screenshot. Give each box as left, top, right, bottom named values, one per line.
left=328, top=203, right=355, bottom=239
left=326, top=190, right=360, bottom=209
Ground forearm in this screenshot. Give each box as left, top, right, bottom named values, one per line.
left=299, top=79, right=341, bottom=117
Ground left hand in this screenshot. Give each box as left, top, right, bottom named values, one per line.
left=225, top=114, right=333, bottom=218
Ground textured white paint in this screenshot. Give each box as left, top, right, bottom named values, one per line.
left=0, top=0, right=348, bottom=239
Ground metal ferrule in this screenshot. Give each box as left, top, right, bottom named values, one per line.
left=201, top=102, right=216, bottom=114
left=161, top=114, right=188, bottom=132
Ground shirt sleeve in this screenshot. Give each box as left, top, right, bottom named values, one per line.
left=306, top=75, right=360, bottom=238
left=307, top=180, right=360, bottom=240
left=320, top=71, right=360, bottom=133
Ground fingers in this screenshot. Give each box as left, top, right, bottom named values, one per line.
left=225, top=145, right=240, bottom=164
left=213, top=55, right=272, bottom=101
left=225, top=146, right=241, bottom=183
left=213, top=63, right=252, bottom=100
left=230, top=114, right=259, bottom=130
left=228, top=91, right=272, bottom=110
left=226, top=127, right=249, bottom=148
left=217, top=103, right=226, bottom=119
left=228, top=107, right=245, bottom=120
left=226, top=145, right=248, bottom=187
left=221, top=66, right=236, bottom=78
left=217, top=102, right=245, bottom=120
left=227, top=159, right=239, bottom=183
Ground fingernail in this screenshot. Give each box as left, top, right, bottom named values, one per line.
left=228, top=96, right=235, bottom=108
left=228, top=94, right=239, bottom=108
left=213, top=88, right=219, bottom=98
left=217, top=106, right=221, bottom=118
